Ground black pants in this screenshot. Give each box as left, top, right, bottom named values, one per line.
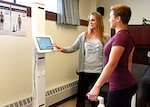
left=107, top=84, right=137, bottom=107
left=76, top=72, right=100, bottom=107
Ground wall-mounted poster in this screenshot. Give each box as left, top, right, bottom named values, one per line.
left=10, top=5, right=27, bottom=36
left=0, top=3, right=11, bottom=35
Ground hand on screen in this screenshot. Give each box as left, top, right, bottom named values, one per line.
left=53, top=43, right=63, bottom=52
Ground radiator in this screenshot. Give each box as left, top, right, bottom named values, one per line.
left=2, top=80, right=78, bottom=107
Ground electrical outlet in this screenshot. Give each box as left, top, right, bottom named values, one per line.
left=147, top=51, right=150, bottom=57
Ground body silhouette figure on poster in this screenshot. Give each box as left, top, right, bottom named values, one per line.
left=0, top=11, right=4, bottom=30
left=11, top=5, right=27, bottom=36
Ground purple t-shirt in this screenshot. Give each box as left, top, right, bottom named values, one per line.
left=104, top=30, right=136, bottom=91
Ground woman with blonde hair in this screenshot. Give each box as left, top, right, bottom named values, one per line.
left=54, top=12, right=107, bottom=107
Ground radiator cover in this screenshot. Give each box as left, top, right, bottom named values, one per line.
left=2, top=80, right=78, bottom=107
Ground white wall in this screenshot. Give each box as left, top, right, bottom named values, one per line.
left=99, top=0, right=150, bottom=34
left=0, top=0, right=90, bottom=105
left=0, top=17, right=32, bottom=105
